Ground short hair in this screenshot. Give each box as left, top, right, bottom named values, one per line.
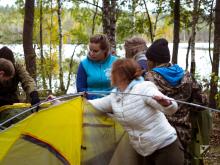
left=90, top=34, right=110, bottom=53
left=0, top=58, right=15, bottom=77
left=0, top=46, right=15, bottom=64
left=111, top=59, right=142, bottom=85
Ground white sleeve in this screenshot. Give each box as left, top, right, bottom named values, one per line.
left=88, top=95, right=112, bottom=113
left=142, top=82, right=178, bottom=115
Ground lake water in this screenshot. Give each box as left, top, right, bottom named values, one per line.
left=0, top=43, right=217, bottom=93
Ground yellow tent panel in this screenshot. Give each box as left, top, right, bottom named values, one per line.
left=0, top=97, right=83, bottom=165
left=0, top=96, right=134, bottom=165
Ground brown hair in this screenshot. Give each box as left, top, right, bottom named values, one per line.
left=124, top=37, right=147, bottom=58
left=90, top=34, right=110, bottom=53
left=0, top=58, right=15, bottom=77
left=111, top=59, right=142, bottom=85
left=0, top=46, right=15, bottom=64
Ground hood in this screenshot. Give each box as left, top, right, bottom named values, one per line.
left=152, top=64, right=184, bottom=86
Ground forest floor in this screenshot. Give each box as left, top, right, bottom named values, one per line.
left=203, top=112, right=220, bottom=165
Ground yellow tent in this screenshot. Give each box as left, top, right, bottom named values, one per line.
left=0, top=97, right=83, bottom=165
left=0, top=96, right=137, bottom=165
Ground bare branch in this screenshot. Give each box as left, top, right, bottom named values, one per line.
left=80, top=0, right=102, bottom=10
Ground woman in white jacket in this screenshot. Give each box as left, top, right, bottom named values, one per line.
left=88, top=59, right=184, bottom=165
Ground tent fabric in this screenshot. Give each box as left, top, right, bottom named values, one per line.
left=1, top=137, right=65, bottom=165
left=81, top=101, right=124, bottom=165
left=81, top=101, right=140, bottom=165
left=109, top=133, right=142, bottom=165
left=0, top=97, right=83, bottom=165
left=0, top=103, right=31, bottom=112
left=0, top=96, right=140, bottom=165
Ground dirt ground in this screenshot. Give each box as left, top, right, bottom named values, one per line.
left=203, top=112, right=220, bottom=165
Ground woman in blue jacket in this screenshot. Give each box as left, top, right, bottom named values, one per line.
left=76, top=34, right=117, bottom=99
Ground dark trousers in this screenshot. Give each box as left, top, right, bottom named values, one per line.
left=143, top=139, right=184, bottom=165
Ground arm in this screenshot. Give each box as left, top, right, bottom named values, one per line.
left=76, top=62, right=87, bottom=92
left=142, top=82, right=178, bottom=115
left=16, top=63, right=37, bottom=94
left=16, top=63, right=40, bottom=105
left=88, top=95, right=112, bottom=113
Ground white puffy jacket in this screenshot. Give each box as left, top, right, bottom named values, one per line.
left=89, top=80, right=178, bottom=156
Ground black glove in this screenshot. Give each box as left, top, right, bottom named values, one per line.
left=30, top=91, right=40, bottom=105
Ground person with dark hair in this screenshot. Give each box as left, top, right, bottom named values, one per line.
left=0, top=46, right=40, bottom=106
left=124, top=36, right=148, bottom=74
left=145, top=38, right=211, bottom=165
left=76, top=34, right=117, bottom=99
left=0, top=58, right=15, bottom=83
left=89, top=59, right=184, bottom=165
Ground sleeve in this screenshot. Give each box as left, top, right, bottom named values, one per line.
left=88, top=95, right=112, bottom=113
left=137, top=59, right=147, bottom=71
left=16, top=63, right=37, bottom=95
left=76, top=62, right=87, bottom=92
left=142, top=82, right=178, bottom=115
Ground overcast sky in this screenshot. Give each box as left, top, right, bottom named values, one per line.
left=0, top=0, right=16, bottom=7
left=0, top=0, right=155, bottom=10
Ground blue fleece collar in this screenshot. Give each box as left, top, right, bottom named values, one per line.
left=152, top=64, right=184, bottom=86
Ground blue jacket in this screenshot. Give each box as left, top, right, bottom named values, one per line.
left=76, top=54, right=117, bottom=99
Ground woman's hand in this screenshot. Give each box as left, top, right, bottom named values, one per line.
left=153, top=96, right=172, bottom=107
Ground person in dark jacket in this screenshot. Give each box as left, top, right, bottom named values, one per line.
left=0, top=46, right=40, bottom=106
left=145, top=38, right=211, bottom=165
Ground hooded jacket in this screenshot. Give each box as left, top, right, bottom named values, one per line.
left=89, top=79, right=178, bottom=156
left=0, top=62, right=37, bottom=106
left=145, top=64, right=208, bottom=147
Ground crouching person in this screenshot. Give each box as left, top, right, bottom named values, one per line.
left=88, top=59, right=184, bottom=165
left=0, top=46, right=40, bottom=106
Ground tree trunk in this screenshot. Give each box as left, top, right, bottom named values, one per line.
left=131, top=0, right=138, bottom=35
left=209, top=0, right=220, bottom=108
left=185, top=37, right=191, bottom=71
left=172, top=0, right=180, bottom=64
left=102, top=0, right=116, bottom=52
left=57, top=0, right=65, bottom=93
left=65, top=45, right=79, bottom=94
left=153, top=4, right=161, bottom=40
left=208, top=0, right=214, bottom=65
left=91, top=0, right=98, bottom=35
left=102, top=0, right=110, bottom=39
left=39, top=0, right=47, bottom=89
left=49, top=0, right=53, bottom=90
left=190, top=0, right=199, bottom=76
left=143, top=0, right=153, bottom=43
left=23, top=0, right=37, bottom=80
left=109, top=0, right=116, bottom=51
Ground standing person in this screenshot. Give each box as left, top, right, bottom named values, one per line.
left=89, top=59, right=184, bottom=165
left=76, top=34, right=117, bottom=100
left=145, top=38, right=211, bottom=165
left=124, top=36, right=148, bottom=75
left=0, top=46, right=40, bottom=106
